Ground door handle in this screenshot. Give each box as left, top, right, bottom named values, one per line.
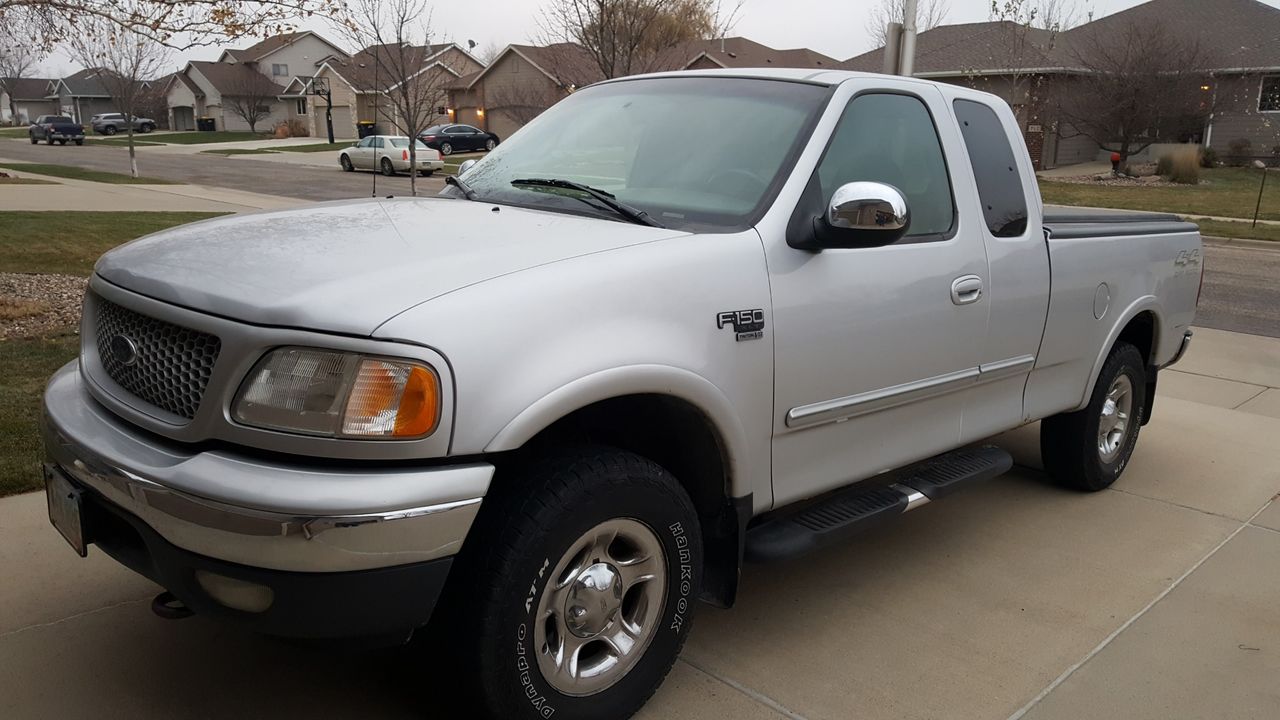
left=951, top=275, right=984, bottom=305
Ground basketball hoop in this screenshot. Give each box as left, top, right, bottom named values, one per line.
left=298, top=76, right=335, bottom=144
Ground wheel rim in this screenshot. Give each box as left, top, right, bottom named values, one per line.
left=1097, top=374, right=1133, bottom=463
left=341, top=156, right=351, bottom=170
left=382, top=159, right=393, bottom=175
left=534, top=518, right=667, bottom=697
left=486, top=140, right=495, bottom=150
left=441, top=143, right=452, bottom=155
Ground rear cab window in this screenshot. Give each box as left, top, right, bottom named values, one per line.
left=952, top=99, right=1030, bottom=237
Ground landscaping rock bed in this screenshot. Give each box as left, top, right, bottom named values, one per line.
left=0, top=273, right=85, bottom=340
left=1047, top=174, right=1186, bottom=187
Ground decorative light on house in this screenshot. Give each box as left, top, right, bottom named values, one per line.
left=476, top=107, right=485, bottom=117
left=446, top=107, right=455, bottom=115
left=1200, top=84, right=1211, bottom=91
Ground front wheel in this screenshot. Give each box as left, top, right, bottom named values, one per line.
left=74, top=139, right=83, bottom=146
left=46, top=135, right=54, bottom=145
left=380, top=157, right=396, bottom=176
left=103, top=125, right=117, bottom=135
left=29, top=135, right=37, bottom=144
left=140, top=124, right=154, bottom=133
left=1041, top=342, right=1147, bottom=491
left=340, top=155, right=353, bottom=172
left=443, top=447, right=702, bottom=720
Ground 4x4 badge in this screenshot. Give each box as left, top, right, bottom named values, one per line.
left=716, top=309, right=765, bottom=342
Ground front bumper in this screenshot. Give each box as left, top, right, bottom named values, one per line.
left=42, top=362, right=493, bottom=637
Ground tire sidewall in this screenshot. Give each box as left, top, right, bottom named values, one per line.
left=1084, top=347, right=1146, bottom=487
left=493, top=480, right=701, bottom=720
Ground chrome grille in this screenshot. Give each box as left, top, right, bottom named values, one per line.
left=93, top=295, right=221, bottom=420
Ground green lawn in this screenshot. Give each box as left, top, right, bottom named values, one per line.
left=0, top=127, right=29, bottom=138
left=0, top=332, right=81, bottom=497
left=0, top=211, right=226, bottom=497
left=276, top=141, right=352, bottom=153
left=1039, top=167, right=1280, bottom=221
left=0, top=162, right=178, bottom=185
left=85, top=137, right=165, bottom=147
left=151, top=131, right=271, bottom=144
left=1190, top=218, right=1280, bottom=242
left=0, top=211, right=225, bottom=275
left=199, top=147, right=279, bottom=155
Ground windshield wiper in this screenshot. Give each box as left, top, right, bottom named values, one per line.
left=446, top=173, right=479, bottom=201
left=510, top=177, right=663, bottom=228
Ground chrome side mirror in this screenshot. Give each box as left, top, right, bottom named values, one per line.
left=457, top=158, right=477, bottom=176
left=827, top=181, right=910, bottom=238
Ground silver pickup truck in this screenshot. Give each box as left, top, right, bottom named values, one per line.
left=42, top=69, right=1202, bottom=719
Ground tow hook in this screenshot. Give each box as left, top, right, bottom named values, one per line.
left=151, top=591, right=194, bottom=620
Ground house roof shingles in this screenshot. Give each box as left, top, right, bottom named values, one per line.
left=189, top=61, right=286, bottom=96
left=686, top=37, right=839, bottom=69
left=1, top=77, right=55, bottom=100
left=325, top=43, right=458, bottom=92
left=843, top=0, right=1280, bottom=76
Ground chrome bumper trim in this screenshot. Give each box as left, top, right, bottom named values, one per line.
left=43, top=363, right=491, bottom=573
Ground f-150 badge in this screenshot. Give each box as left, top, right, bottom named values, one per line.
left=717, top=309, right=765, bottom=342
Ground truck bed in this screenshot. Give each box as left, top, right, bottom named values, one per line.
left=1043, top=207, right=1198, bottom=239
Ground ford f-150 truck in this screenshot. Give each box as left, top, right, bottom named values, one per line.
left=42, top=69, right=1202, bottom=719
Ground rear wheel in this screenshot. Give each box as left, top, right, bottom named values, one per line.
left=74, top=139, right=83, bottom=146
left=140, top=124, right=154, bottom=133
left=485, top=138, right=496, bottom=151
left=29, top=135, right=37, bottom=145
left=419, top=169, right=434, bottom=177
left=440, top=142, right=453, bottom=156
left=380, top=157, right=396, bottom=176
left=46, top=135, right=54, bottom=145
left=103, top=125, right=117, bottom=135
left=1041, top=342, right=1147, bottom=491
left=57, top=139, right=66, bottom=145
left=441, top=447, right=702, bottom=720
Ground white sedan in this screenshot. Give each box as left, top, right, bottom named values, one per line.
left=339, top=135, right=445, bottom=176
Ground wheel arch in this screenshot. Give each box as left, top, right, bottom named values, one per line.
left=1076, top=297, right=1162, bottom=413
left=484, top=365, right=753, bottom=608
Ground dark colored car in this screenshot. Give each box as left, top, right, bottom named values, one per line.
left=417, top=124, right=500, bottom=155
left=28, top=115, right=85, bottom=146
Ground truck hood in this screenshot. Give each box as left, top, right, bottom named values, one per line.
left=95, top=197, right=688, bottom=336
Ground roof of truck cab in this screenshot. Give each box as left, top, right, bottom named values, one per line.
left=596, top=67, right=938, bottom=86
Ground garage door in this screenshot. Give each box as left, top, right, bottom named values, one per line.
left=327, top=106, right=355, bottom=139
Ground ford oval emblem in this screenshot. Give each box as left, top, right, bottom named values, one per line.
left=110, top=334, right=139, bottom=367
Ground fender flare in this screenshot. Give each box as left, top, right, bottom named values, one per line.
left=1073, top=295, right=1163, bottom=412
left=484, top=364, right=752, bottom=498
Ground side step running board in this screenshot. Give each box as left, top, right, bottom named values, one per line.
left=745, top=446, right=1012, bottom=563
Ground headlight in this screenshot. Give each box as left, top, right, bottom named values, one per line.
left=232, top=347, right=440, bottom=439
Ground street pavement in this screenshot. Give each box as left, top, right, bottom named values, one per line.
left=0, top=137, right=446, bottom=200
left=1197, top=242, right=1280, bottom=339
left=0, top=327, right=1276, bottom=719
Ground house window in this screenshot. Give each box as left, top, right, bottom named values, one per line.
left=272, top=63, right=289, bottom=76
left=296, top=97, right=307, bottom=114
left=1261, top=76, right=1280, bottom=112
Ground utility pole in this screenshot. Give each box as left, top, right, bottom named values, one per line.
left=900, top=0, right=918, bottom=76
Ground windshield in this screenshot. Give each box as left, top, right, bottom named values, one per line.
left=389, top=137, right=430, bottom=150
left=443, top=77, right=830, bottom=231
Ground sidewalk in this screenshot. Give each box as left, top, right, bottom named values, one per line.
left=0, top=160, right=309, bottom=213
left=133, top=136, right=326, bottom=155
left=0, top=327, right=1276, bottom=719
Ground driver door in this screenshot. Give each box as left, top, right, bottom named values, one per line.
left=767, top=83, right=991, bottom=507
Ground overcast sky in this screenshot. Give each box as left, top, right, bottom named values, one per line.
left=36, top=0, right=1280, bottom=76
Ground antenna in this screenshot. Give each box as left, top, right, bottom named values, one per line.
left=371, top=45, right=378, bottom=198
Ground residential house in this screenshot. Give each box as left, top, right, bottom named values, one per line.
left=45, top=68, right=118, bottom=122
left=285, top=43, right=484, bottom=140
left=842, top=0, right=1280, bottom=168
left=167, top=31, right=347, bottom=132
left=169, top=61, right=293, bottom=132
left=449, top=37, right=837, bottom=140
left=1, top=77, right=58, bottom=124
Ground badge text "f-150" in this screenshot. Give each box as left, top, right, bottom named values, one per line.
left=717, top=309, right=765, bottom=342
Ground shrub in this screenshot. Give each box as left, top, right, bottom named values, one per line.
left=271, top=118, right=310, bottom=138
left=1200, top=147, right=1218, bottom=168
left=1160, top=146, right=1200, bottom=184
left=1227, top=138, right=1252, bottom=166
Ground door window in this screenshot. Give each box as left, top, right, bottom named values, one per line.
left=373, top=137, right=385, bottom=149
left=953, top=99, right=1029, bottom=237
left=816, top=93, right=955, bottom=241
left=357, top=137, right=374, bottom=148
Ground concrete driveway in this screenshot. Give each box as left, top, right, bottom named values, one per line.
left=1, top=327, right=1276, bottom=719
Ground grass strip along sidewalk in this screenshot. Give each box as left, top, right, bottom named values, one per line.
left=0, top=211, right=225, bottom=497
left=0, top=162, right=178, bottom=185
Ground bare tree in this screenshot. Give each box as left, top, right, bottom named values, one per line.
left=1, top=0, right=346, bottom=50
left=342, top=0, right=451, bottom=196
left=486, top=81, right=563, bottom=127
left=64, top=10, right=169, bottom=177
left=1053, top=19, right=1214, bottom=164
left=537, top=0, right=738, bottom=80
left=0, top=10, right=46, bottom=125
left=224, top=72, right=278, bottom=133
left=477, top=40, right=503, bottom=65
left=865, top=0, right=950, bottom=48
